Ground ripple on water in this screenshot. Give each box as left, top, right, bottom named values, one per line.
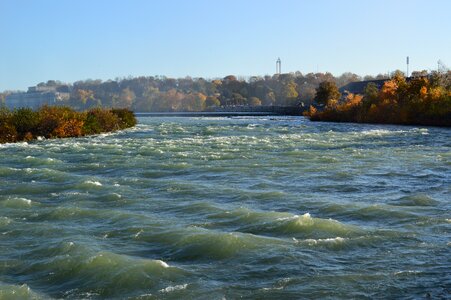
left=17, top=243, right=187, bottom=298
left=0, top=116, right=449, bottom=299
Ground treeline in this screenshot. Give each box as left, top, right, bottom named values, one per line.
left=306, top=71, right=451, bottom=126
left=0, top=106, right=136, bottom=143
left=1, top=72, right=378, bottom=112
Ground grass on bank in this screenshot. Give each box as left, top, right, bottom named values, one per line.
left=0, top=106, right=137, bottom=143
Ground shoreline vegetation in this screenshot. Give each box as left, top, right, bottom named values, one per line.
left=1, top=70, right=450, bottom=130
left=305, top=72, right=451, bottom=127
left=0, top=106, right=136, bottom=144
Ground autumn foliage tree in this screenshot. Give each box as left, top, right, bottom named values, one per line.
left=307, top=72, right=451, bottom=126
left=0, top=106, right=137, bottom=143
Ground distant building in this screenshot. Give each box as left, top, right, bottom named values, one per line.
left=339, top=79, right=387, bottom=96
left=5, top=85, right=70, bottom=110
left=339, top=77, right=422, bottom=99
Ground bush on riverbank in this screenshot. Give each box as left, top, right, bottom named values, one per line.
left=305, top=72, right=451, bottom=126
left=0, top=106, right=136, bottom=143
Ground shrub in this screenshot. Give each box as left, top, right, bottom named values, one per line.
left=83, top=108, right=120, bottom=135
left=111, top=108, right=137, bottom=129
left=11, top=108, right=40, bottom=139
left=0, top=106, right=137, bottom=143
left=38, top=106, right=84, bottom=138
left=0, top=123, right=17, bottom=143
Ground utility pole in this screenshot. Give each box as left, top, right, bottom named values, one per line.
left=406, top=56, right=409, bottom=77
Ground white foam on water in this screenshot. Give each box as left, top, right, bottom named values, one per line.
left=137, top=293, right=153, bottom=298
left=159, top=283, right=188, bottom=293
left=19, top=198, right=32, bottom=205
left=25, top=168, right=35, bottom=174
left=419, top=128, right=429, bottom=135
left=84, top=180, right=102, bottom=186
left=303, top=237, right=346, bottom=245
left=155, top=260, right=169, bottom=268
left=295, top=213, right=314, bottom=225
left=394, top=270, right=421, bottom=276
left=359, top=128, right=428, bottom=137
left=360, top=129, right=394, bottom=136
left=0, top=216, right=11, bottom=226
left=3, top=197, right=34, bottom=207
left=134, top=229, right=144, bottom=238
left=277, top=212, right=311, bottom=222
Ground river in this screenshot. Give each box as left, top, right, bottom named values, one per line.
left=0, top=116, right=450, bottom=299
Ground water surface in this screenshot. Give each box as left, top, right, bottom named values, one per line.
left=0, top=116, right=450, bottom=299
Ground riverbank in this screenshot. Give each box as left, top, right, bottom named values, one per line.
left=305, top=73, right=451, bottom=127
left=0, top=106, right=136, bottom=143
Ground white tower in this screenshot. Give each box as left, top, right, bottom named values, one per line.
left=276, top=58, right=281, bottom=74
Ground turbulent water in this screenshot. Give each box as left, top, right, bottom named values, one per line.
left=0, top=116, right=450, bottom=299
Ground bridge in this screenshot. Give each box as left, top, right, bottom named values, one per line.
left=135, top=106, right=305, bottom=117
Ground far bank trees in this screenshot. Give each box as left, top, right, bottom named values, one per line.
left=14, top=72, right=367, bottom=112
left=306, top=71, right=451, bottom=126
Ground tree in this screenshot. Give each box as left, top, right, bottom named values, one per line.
left=118, top=88, right=136, bottom=108
left=263, top=91, right=276, bottom=105
left=0, top=93, right=6, bottom=106
left=205, top=96, right=221, bottom=108
left=363, top=82, right=379, bottom=105
left=314, top=81, right=341, bottom=106
left=232, top=93, right=247, bottom=105
left=249, top=97, right=262, bottom=106
left=281, top=81, right=299, bottom=105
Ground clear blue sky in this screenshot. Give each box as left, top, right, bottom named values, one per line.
left=1, top=0, right=450, bottom=91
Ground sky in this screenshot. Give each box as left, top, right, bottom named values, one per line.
left=1, top=0, right=450, bottom=91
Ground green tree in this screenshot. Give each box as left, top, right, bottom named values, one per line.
left=314, top=81, right=341, bottom=106
left=281, top=81, right=299, bottom=105
left=12, top=108, right=40, bottom=138
left=205, top=96, right=221, bottom=108
left=363, top=82, right=379, bottom=105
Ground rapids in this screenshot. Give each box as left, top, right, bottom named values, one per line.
left=0, top=116, right=450, bottom=299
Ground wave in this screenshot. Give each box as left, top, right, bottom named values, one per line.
left=82, top=180, right=103, bottom=187
left=0, top=282, right=48, bottom=299
left=208, top=208, right=366, bottom=239
left=15, top=242, right=187, bottom=299
left=159, top=283, right=188, bottom=293
left=135, top=226, right=288, bottom=261
left=390, top=194, right=439, bottom=207
left=0, top=197, right=34, bottom=209
left=358, top=128, right=428, bottom=137
left=0, top=216, right=12, bottom=227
